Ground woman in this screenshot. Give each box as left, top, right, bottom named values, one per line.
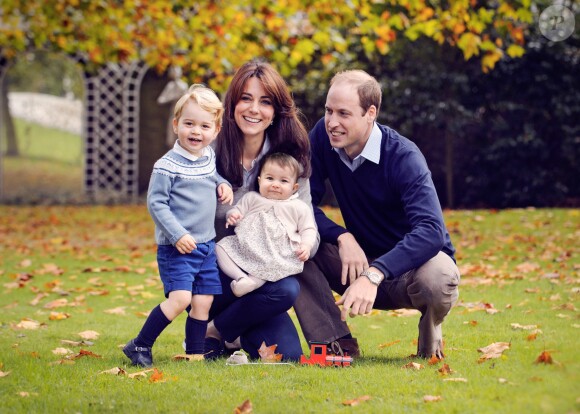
left=206, top=59, right=317, bottom=361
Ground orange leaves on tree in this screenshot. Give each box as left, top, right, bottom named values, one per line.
left=0, top=0, right=533, bottom=82
left=233, top=399, right=253, bottom=414
left=342, top=395, right=371, bottom=406
left=258, top=342, right=282, bottom=363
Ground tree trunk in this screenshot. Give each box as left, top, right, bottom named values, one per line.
left=138, top=69, right=172, bottom=194
left=1, top=74, right=18, bottom=156
left=445, top=127, right=454, bottom=208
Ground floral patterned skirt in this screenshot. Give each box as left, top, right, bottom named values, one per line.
left=217, top=208, right=303, bottom=281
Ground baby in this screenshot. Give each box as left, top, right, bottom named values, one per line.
left=216, top=152, right=318, bottom=296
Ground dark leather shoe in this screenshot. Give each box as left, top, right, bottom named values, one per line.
left=332, top=337, right=361, bottom=358
left=204, top=337, right=225, bottom=360
left=123, top=339, right=153, bottom=367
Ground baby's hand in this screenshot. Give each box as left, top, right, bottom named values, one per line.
left=296, top=244, right=311, bottom=262
left=175, top=234, right=197, bottom=254
left=226, top=212, right=243, bottom=228
left=218, top=184, right=234, bottom=205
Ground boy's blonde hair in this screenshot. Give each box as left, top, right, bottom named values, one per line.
left=173, top=84, right=224, bottom=125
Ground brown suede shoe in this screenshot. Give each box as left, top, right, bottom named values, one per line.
left=331, top=338, right=361, bottom=358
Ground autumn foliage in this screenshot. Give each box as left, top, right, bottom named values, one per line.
left=0, top=0, right=533, bottom=91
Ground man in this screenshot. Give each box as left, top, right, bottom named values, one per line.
left=294, top=70, right=460, bottom=359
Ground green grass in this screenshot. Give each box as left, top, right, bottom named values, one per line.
left=2, top=119, right=83, bottom=164
left=1, top=119, right=83, bottom=203
left=0, top=207, right=578, bottom=413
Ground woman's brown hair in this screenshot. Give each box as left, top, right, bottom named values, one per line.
left=215, top=59, right=310, bottom=188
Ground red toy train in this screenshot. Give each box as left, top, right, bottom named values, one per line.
left=300, top=341, right=353, bottom=367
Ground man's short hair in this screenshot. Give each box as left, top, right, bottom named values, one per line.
left=330, top=70, right=382, bottom=116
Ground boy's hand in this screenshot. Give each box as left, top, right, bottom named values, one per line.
left=296, top=244, right=311, bottom=262
left=175, top=234, right=197, bottom=254
left=225, top=212, right=243, bottom=228
left=218, top=184, right=234, bottom=205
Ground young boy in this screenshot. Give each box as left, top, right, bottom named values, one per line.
left=123, top=84, right=233, bottom=367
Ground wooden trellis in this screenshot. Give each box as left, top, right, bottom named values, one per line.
left=83, top=61, right=149, bottom=202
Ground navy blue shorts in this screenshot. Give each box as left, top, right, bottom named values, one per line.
left=157, top=241, right=222, bottom=297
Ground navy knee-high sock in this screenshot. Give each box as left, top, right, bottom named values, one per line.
left=135, top=305, right=171, bottom=348
left=185, top=317, right=208, bottom=355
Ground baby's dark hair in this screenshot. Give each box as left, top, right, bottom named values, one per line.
left=260, top=152, right=302, bottom=181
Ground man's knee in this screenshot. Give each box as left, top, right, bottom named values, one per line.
left=409, top=252, right=460, bottom=314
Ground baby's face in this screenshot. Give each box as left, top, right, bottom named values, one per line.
left=257, top=162, right=298, bottom=201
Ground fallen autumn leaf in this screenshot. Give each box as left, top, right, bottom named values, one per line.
left=477, top=342, right=510, bottom=362
left=78, top=330, right=100, bottom=340
left=342, top=395, right=371, bottom=406
left=233, top=399, right=253, bottom=414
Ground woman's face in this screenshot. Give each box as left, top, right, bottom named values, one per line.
left=234, top=77, right=275, bottom=141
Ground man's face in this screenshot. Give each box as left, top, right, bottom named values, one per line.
left=324, top=81, right=375, bottom=159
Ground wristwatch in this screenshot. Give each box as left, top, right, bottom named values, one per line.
left=360, top=269, right=384, bottom=286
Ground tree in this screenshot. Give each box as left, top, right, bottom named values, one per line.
left=4, top=0, right=558, bottom=207
left=0, top=0, right=534, bottom=91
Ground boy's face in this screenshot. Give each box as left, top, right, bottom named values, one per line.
left=173, top=100, right=220, bottom=157
left=324, top=81, right=376, bottom=160
left=257, top=161, right=298, bottom=201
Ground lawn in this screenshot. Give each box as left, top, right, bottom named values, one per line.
left=1, top=119, right=83, bottom=203
left=0, top=206, right=578, bottom=413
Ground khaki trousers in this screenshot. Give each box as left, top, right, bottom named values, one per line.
left=293, top=243, right=460, bottom=358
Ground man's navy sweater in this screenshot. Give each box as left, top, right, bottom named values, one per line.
left=309, top=118, right=455, bottom=279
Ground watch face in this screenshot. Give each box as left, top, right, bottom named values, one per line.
left=363, top=271, right=381, bottom=285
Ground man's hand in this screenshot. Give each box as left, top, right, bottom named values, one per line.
left=175, top=234, right=197, bottom=254
left=335, top=269, right=382, bottom=320
left=337, top=233, right=368, bottom=285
